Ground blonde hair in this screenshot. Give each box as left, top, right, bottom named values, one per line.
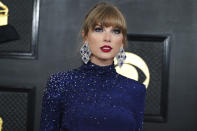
left=81, top=2, right=127, bottom=46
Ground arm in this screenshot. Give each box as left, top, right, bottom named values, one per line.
left=135, top=84, right=146, bottom=131
left=40, top=74, right=62, bottom=131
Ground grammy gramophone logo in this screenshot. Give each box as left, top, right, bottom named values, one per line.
left=0, top=117, right=2, bottom=131
left=0, top=1, right=19, bottom=43
left=0, top=1, right=8, bottom=26
left=114, top=52, right=150, bottom=88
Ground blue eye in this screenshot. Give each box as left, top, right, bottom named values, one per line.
left=94, top=27, right=103, bottom=32
left=112, top=29, right=121, bottom=34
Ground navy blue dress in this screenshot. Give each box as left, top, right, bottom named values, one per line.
left=40, top=61, right=146, bottom=131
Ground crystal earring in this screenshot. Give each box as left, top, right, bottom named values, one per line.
left=116, top=47, right=126, bottom=68
left=80, top=42, right=91, bottom=64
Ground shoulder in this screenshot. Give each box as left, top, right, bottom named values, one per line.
left=117, top=74, right=146, bottom=94
left=45, top=68, right=80, bottom=95
left=48, top=68, right=80, bottom=84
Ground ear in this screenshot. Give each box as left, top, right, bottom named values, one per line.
left=81, top=30, right=87, bottom=42
left=81, top=30, right=85, bottom=38
left=121, top=42, right=124, bottom=48
left=121, top=39, right=125, bottom=48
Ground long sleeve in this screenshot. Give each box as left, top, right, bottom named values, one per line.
left=40, top=74, right=62, bottom=131
left=135, top=84, right=146, bottom=131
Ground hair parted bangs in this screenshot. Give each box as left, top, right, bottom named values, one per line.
left=82, top=2, right=127, bottom=46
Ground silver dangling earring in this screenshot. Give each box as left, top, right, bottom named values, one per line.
left=80, top=42, right=91, bottom=64
left=116, top=47, right=126, bottom=68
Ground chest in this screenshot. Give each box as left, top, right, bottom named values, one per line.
left=66, top=75, right=136, bottom=109
left=61, top=77, right=137, bottom=128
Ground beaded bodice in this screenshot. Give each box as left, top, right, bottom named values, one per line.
left=40, top=61, right=146, bottom=131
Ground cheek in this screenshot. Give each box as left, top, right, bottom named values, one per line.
left=114, top=36, right=124, bottom=47
left=87, top=34, right=102, bottom=48
left=119, top=35, right=124, bottom=44
left=87, top=36, right=99, bottom=53
left=87, top=33, right=95, bottom=43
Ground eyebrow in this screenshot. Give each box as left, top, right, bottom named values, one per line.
left=94, top=24, right=120, bottom=28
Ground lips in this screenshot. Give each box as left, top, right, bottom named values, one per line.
left=100, top=45, right=112, bottom=52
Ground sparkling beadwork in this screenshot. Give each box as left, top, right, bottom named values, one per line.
left=40, top=60, right=146, bottom=131
left=116, top=47, right=127, bottom=68
left=80, top=42, right=91, bottom=64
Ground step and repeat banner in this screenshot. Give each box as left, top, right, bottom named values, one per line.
left=0, top=0, right=39, bottom=59
left=0, top=0, right=171, bottom=130
left=0, top=0, right=38, bottom=130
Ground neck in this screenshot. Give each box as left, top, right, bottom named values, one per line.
left=90, top=56, right=113, bottom=66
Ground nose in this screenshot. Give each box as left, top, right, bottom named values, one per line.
left=103, top=31, right=111, bottom=43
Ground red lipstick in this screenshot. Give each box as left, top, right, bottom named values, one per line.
left=100, top=45, right=112, bottom=52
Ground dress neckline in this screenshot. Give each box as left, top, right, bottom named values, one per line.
left=80, top=60, right=117, bottom=75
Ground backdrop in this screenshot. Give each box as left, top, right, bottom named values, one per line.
left=0, top=0, right=197, bottom=131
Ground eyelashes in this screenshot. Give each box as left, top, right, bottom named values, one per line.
left=94, top=27, right=103, bottom=32
left=112, top=29, right=121, bottom=34
left=94, top=27, right=121, bottom=34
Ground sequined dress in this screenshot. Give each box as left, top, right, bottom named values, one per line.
left=40, top=61, right=146, bottom=131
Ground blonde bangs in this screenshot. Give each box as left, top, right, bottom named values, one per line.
left=92, top=7, right=126, bottom=30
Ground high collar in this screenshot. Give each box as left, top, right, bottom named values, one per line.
left=80, top=60, right=117, bottom=76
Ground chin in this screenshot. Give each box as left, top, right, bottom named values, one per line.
left=91, top=52, right=116, bottom=61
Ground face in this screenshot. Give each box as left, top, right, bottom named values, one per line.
left=83, top=24, right=124, bottom=65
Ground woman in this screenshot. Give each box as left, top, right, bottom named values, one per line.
left=40, top=2, right=146, bottom=131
